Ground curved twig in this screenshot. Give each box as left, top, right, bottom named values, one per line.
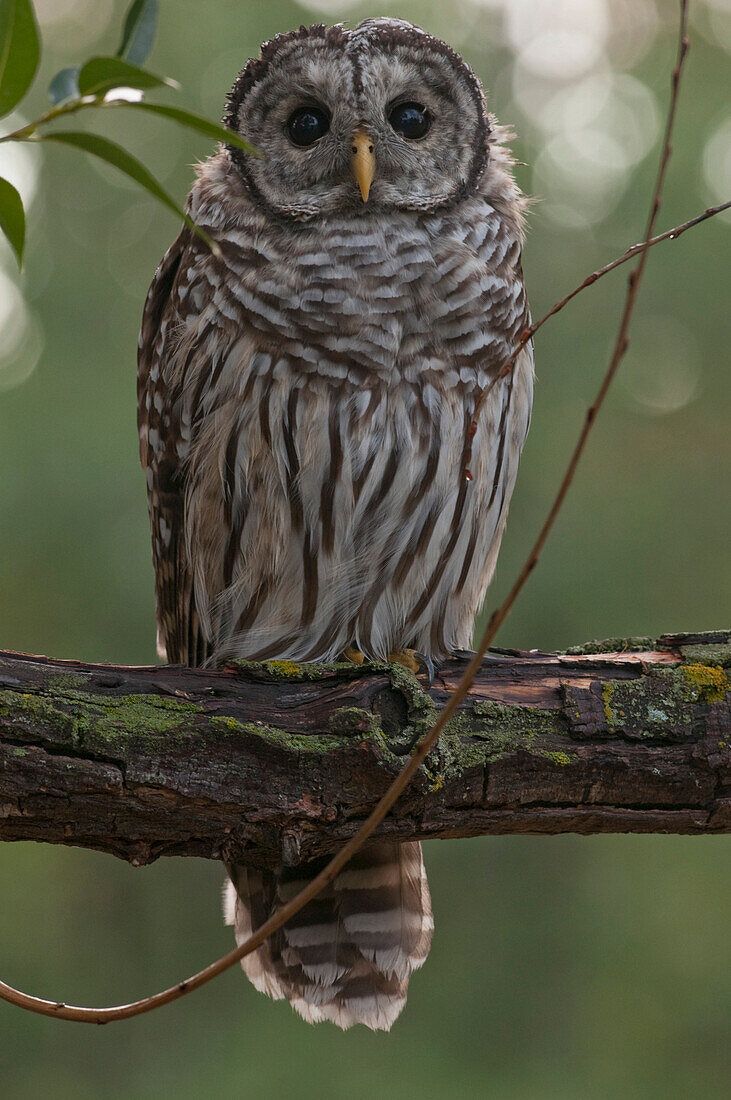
left=468, top=198, right=729, bottom=425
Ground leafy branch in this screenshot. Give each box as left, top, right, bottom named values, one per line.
left=0, top=0, right=256, bottom=265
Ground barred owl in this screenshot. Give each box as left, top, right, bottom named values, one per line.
left=138, top=19, right=533, bottom=1030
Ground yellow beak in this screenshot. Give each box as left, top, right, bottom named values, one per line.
left=350, top=129, right=375, bottom=203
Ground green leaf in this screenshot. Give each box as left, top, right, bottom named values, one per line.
left=115, top=101, right=258, bottom=155
left=0, top=176, right=25, bottom=265
left=77, top=56, right=177, bottom=98
left=0, top=0, right=40, bottom=118
left=40, top=131, right=218, bottom=254
left=48, top=65, right=80, bottom=105
left=117, top=0, right=158, bottom=66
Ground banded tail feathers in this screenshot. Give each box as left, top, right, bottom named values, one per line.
left=224, top=840, right=433, bottom=1030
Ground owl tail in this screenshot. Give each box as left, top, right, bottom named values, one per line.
left=224, top=841, right=433, bottom=1031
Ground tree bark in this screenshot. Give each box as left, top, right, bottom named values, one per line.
left=0, top=631, right=729, bottom=869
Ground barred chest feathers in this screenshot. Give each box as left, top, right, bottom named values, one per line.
left=168, top=157, right=533, bottom=664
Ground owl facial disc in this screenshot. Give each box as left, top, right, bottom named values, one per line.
left=224, top=20, right=491, bottom=219
left=350, top=130, right=375, bottom=202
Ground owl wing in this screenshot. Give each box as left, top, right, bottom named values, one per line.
left=137, top=229, right=212, bottom=666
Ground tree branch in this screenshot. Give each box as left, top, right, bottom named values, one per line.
left=1, top=632, right=729, bottom=867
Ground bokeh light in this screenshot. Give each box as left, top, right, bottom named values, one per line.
left=619, top=315, right=701, bottom=415
left=0, top=122, right=41, bottom=211
left=703, top=115, right=731, bottom=216
left=0, top=270, right=44, bottom=391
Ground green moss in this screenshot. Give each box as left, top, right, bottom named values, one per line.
left=0, top=687, right=203, bottom=753
left=679, top=643, right=731, bottom=668
left=383, top=660, right=436, bottom=727
left=681, top=663, right=729, bottom=704
left=596, top=661, right=728, bottom=741
left=357, top=660, right=438, bottom=753
left=45, top=672, right=91, bottom=693
left=0, top=690, right=79, bottom=742
left=91, top=694, right=203, bottom=747
left=327, top=707, right=381, bottom=737
left=209, top=715, right=345, bottom=754
left=225, top=658, right=326, bottom=681
left=0, top=661, right=429, bottom=763
left=222, top=654, right=436, bottom=749
left=471, top=699, right=558, bottom=736
left=564, top=636, right=655, bottom=656
left=264, top=660, right=303, bottom=678
left=437, top=699, right=565, bottom=774
left=543, top=750, right=574, bottom=766
left=213, top=716, right=241, bottom=732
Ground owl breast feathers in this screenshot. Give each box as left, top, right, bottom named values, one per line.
left=138, top=18, right=533, bottom=1030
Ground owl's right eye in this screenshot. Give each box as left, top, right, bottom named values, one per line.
left=286, top=106, right=330, bottom=147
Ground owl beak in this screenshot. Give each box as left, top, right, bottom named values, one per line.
left=350, top=129, right=375, bottom=203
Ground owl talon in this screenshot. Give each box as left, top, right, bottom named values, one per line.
left=415, top=651, right=437, bottom=684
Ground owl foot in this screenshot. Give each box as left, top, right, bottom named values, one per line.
left=388, top=648, right=420, bottom=674
left=389, top=649, right=437, bottom=683
left=343, top=645, right=366, bottom=665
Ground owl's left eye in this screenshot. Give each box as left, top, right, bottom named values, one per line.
left=388, top=102, right=431, bottom=140
left=286, top=105, right=330, bottom=147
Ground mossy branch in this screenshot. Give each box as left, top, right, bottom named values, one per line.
left=1, top=631, right=729, bottom=868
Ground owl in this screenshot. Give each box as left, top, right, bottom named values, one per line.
left=138, top=19, right=532, bottom=1030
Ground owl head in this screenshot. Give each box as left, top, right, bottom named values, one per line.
left=223, top=19, right=491, bottom=220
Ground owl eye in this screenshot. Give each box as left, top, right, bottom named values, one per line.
left=388, top=102, right=431, bottom=140
left=286, top=105, right=330, bottom=147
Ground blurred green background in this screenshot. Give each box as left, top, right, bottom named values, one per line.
left=1, top=0, right=729, bottom=1096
